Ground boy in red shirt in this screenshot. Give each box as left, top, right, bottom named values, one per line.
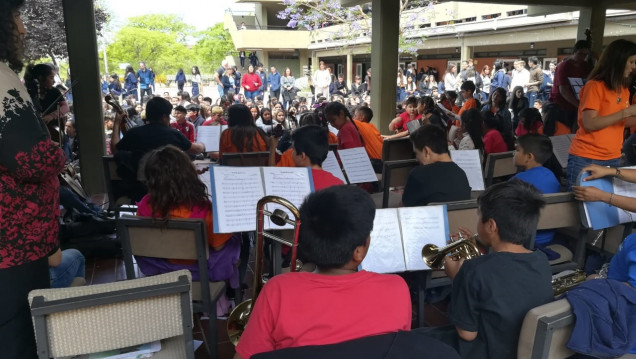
left=234, top=186, right=412, bottom=359
left=385, top=96, right=422, bottom=139
left=170, top=105, right=195, bottom=142
left=291, top=125, right=344, bottom=190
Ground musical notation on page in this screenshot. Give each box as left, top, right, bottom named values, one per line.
left=197, top=126, right=222, bottom=152
left=450, top=150, right=484, bottom=191
left=363, top=209, right=406, bottom=273
left=321, top=151, right=347, bottom=184
left=210, top=166, right=264, bottom=233
left=262, top=167, right=314, bottom=230
left=399, top=206, right=448, bottom=271
left=337, top=147, right=377, bottom=184
left=549, top=135, right=572, bottom=169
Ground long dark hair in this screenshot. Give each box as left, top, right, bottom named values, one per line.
left=192, top=66, right=200, bottom=76
left=482, top=111, right=514, bottom=150
left=324, top=101, right=364, bottom=144
left=0, top=0, right=25, bottom=72
left=588, top=39, right=636, bottom=91
left=228, top=104, right=268, bottom=152
left=259, top=107, right=272, bottom=125
left=518, top=107, right=542, bottom=132
left=143, top=145, right=209, bottom=218
left=508, top=86, right=527, bottom=110
left=125, top=65, right=135, bottom=76
left=489, top=87, right=507, bottom=109
left=23, top=63, right=54, bottom=111
left=460, top=108, right=485, bottom=152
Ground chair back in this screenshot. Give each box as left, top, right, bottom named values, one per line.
left=102, top=155, right=138, bottom=217
left=380, top=159, right=418, bottom=208
left=484, top=151, right=517, bottom=187
left=29, top=270, right=194, bottom=359
left=518, top=298, right=575, bottom=359
left=221, top=151, right=270, bottom=166
left=382, top=137, right=414, bottom=162
left=444, top=199, right=480, bottom=235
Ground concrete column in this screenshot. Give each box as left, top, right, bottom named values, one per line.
left=346, top=53, right=353, bottom=88
left=62, top=0, right=105, bottom=195
left=370, top=0, right=400, bottom=134
left=578, top=6, right=606, bottom=56
left=299, top=49, right=310, bottom=77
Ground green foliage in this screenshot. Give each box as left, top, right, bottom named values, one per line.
left=192, top=23, right=235, bottom=73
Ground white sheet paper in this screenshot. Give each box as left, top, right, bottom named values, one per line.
left=321, top=151, right=347, bottom=184
left=337, top=147, right=378, bottom=184
left=261, top=167, right=313, bottom=230
left=398, top=206, right=448, bottom=271
left=197, top=125, right=222, bottom=152
left=450, top=150, right=484, bottom=191
left=210, top=166, right=265, bottom=233
left=549, top=135, right=572, bottom=169
left=613, top=174, right=636, bottom=224
left=362, top=209, right=406, bottom=273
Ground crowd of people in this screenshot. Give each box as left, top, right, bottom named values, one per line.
left=1, top=0, right=636, bottom=357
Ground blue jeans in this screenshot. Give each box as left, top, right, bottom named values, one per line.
left=566, top=154, right=621, bottom=191
left=527, top=91, right=538, bottom=108
left=49, top=249, right=85, bottom=288
left=245, top=90, right=257, bottom=100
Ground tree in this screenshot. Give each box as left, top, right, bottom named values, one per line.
left=277, top=0, right=433, bottom=55
left=192, top=23, right=236, bottom=73
left=21, top=0, right=108, bottom=65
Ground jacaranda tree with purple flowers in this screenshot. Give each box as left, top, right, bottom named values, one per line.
left=277, top=0, right=434, bottom=55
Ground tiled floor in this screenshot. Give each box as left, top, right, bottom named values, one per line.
left=84, top=254, right=450, bottom=359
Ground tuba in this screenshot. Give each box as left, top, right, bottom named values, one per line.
left=227, top=196, right=302, bottom=346
left=422, top=236, right=481, bottom=269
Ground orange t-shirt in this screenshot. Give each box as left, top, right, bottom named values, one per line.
left=458, top=97, right=477, bottom=117
left=354, top=120, right=383, bottom=160
left=540, top=121, right=571, bottom=136
left=569, top=80, right=630, bottom=160
left=219, top=128, right=268, bottom=155
left=277, top=148, right=295, bottom=167
left=328, top=131, right=338, bottom=144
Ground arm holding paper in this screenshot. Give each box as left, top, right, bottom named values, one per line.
left=573, top=164, right=636, bottom=213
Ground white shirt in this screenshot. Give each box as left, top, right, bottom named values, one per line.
left=510, top=68, right=530, bottom=93
left=313, top=69, right=331, bottom=89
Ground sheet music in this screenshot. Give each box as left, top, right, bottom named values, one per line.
left=210, top=166, right=265, bottom=233
left=613, top=169, right=636, bottom=224
left=568, top=77, right=585, bottom=100
left=399, top=206, right=449, bottom=271
left=197, top=126, right=222, bottom=152
left=261, top=167, right=314, bottom=230
left=450, top=150, right=484, bottom=191
left=549, top=135, right=572, bottom=169
left=337, top=147, right=378, bottom=184
left=362, top=209, right=406, bottom=273
left=321, top=151, right=347, bottom=184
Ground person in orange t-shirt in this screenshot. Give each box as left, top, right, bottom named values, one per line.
left=353, top=106, right=383, bottom=173
left=444, top=81, right=478, bottom=126
left=566, top=39, right=636, bottom=190
left=218, top=104, right=269, bottom=159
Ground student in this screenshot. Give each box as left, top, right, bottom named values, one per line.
left=424, top=179, right=553, bottom=359
left=511, top=134, right=561, bottom=248
left=385, top=96, right=422, bottom=140
left=444, top=81, right=478, bottom=122
left=402, top=125, right=471, bottom=207
left=290, top=125, right=344, bottom=190
left=202, top=106, right=227, bottom=126
left=170, top=105, right=195, bottom=142
left=482, top=111, right=511, bottom=155
left=136, top=145, right=240, bottom=313
left=515, top=107, right=543, bottom=137
left=219, top=104, right=269, bottom=156
left=234, top=186, right=411, bottom=359
left=454, top=108, right=484, bottom=153
left=417, top=96, right=445, bottom=129
left=353, top=106, right=383, bottom=171
left=186, top=103, right=205, bottom=130
left=325, top=101, right=363, bottom=150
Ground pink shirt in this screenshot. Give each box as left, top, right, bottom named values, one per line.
left=337, top=121, right=363, bottom=149
left=311, top=168, right=344, bottom=190
left=395, top=111, right=422, bottom=132
left=236, top=270, right=411, bottom=358
left=483, top=128, right=508, bottom=155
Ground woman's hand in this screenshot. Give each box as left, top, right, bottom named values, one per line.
left=581, top=164, right=614, bottom=181
left=572, top=185, right=610, bottom=202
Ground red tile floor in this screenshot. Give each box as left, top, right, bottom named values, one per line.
left=84, top=254, right=450, bottom=359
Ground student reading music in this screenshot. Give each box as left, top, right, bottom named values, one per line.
left=353, top=106, right=384, bottom=173
left=324, top=102, right=364, bottom=150
left=566, top=39, right=636, bottom=191
left=385, top=96, right=422, bottom=140
left=511, top=134, right=561, bottom=249
left=289, top=125, right=343, bottom=190
left=135, top=145, right=240, bottom=312
left=402, top=124, right=471, bottom=207
left=234, top=186, right=411, bottom=359
left=219, top=104, right=270, bottom=157
left=424, top=179, right=553, bottom=359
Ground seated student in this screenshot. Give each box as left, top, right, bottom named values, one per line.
left=540, top=102, right=572, bottom=136
left=275, top=112, right=336, bottom=168
left=444, top=81, right=479, bottom=123
left=170, top=105, right=195, bottom=142
left=353, top=106, right=383, bottom=172
left=234, top=186, right=411, bottom=359
left=515, top=107, right=543, bottom=137
left=48, top=248, right=85, bottom=288
left=452, top=109, right=484, bottom=154
left=202, top=105, right=227, bottom=126
left=219, top=104, right=270, bottom=157
left=512, top=134, right=561, bottom=248
left=324, top=102, right=364, bottom=150
left=385, top=96, right=422, bottom=140
left=135, top=145, right=240, bottom=312
left=423, top=179, right=553, bottom=359
left=289, top=125, right=344, bottom=190
left=482, top=111, right=511, bottom=155
left=418, top=96, right=445, bottom=129
left=402, top=125, right=471, bottom=207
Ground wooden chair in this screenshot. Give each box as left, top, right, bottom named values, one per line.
left=381, top=137, right=414, bottom=162
left=118, top=217, right=227, bottom=359
left=483, top=151, right=518, bottom=187
left=102, top=155, right=138, bottom=218
left=221, top=151, right=270, bottom=166
left=378, top=159, right=418, bottom=208
left=29, top=270, right=195, bottom=359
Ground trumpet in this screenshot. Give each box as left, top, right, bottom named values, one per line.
left=422, top=234, right=481, bottom=269
left=227, top=196, right=302, bottom=346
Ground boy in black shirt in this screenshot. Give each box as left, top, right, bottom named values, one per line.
left=425, top=179, right=553, bottom=359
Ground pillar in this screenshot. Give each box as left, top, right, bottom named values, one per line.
left=346, top=53, right=353, bottom=88
left=578, top=6, right=606, bottom=56
left=62, top=0, right=105, bottom=195
left=370, top=0, right=400, bottom=134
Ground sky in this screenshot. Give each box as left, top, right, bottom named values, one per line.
left=100, top=0, right=255, bottom=34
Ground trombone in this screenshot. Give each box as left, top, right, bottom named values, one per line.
left=227, top=196, right=302, bottom=346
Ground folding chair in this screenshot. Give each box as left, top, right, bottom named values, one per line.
left=483, top=151, right=517, bottom=187
left=102, top=155, right=138, bottom=217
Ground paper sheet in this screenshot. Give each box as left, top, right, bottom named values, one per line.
left=362, top=209, right=406, bottom=273
left=210, top=166, right=264, bottom=233
left=549, top=135, right=572, bottom=169
left=568, top=77, right=585, bottom=100
left=578, top=171, right=617, bottom=230
left=450, top=150, right=484, bottom=191
left=337, top=147, right=378, bottom=184
left=321, top=151, right=347, bottom=184
left=261, top=167, right=314, bottom=230
left=613, top=176, right=636, bottom=224
left=398, top=206, right=449, bottom=271
left=197, top=125, right=222, bottom=152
